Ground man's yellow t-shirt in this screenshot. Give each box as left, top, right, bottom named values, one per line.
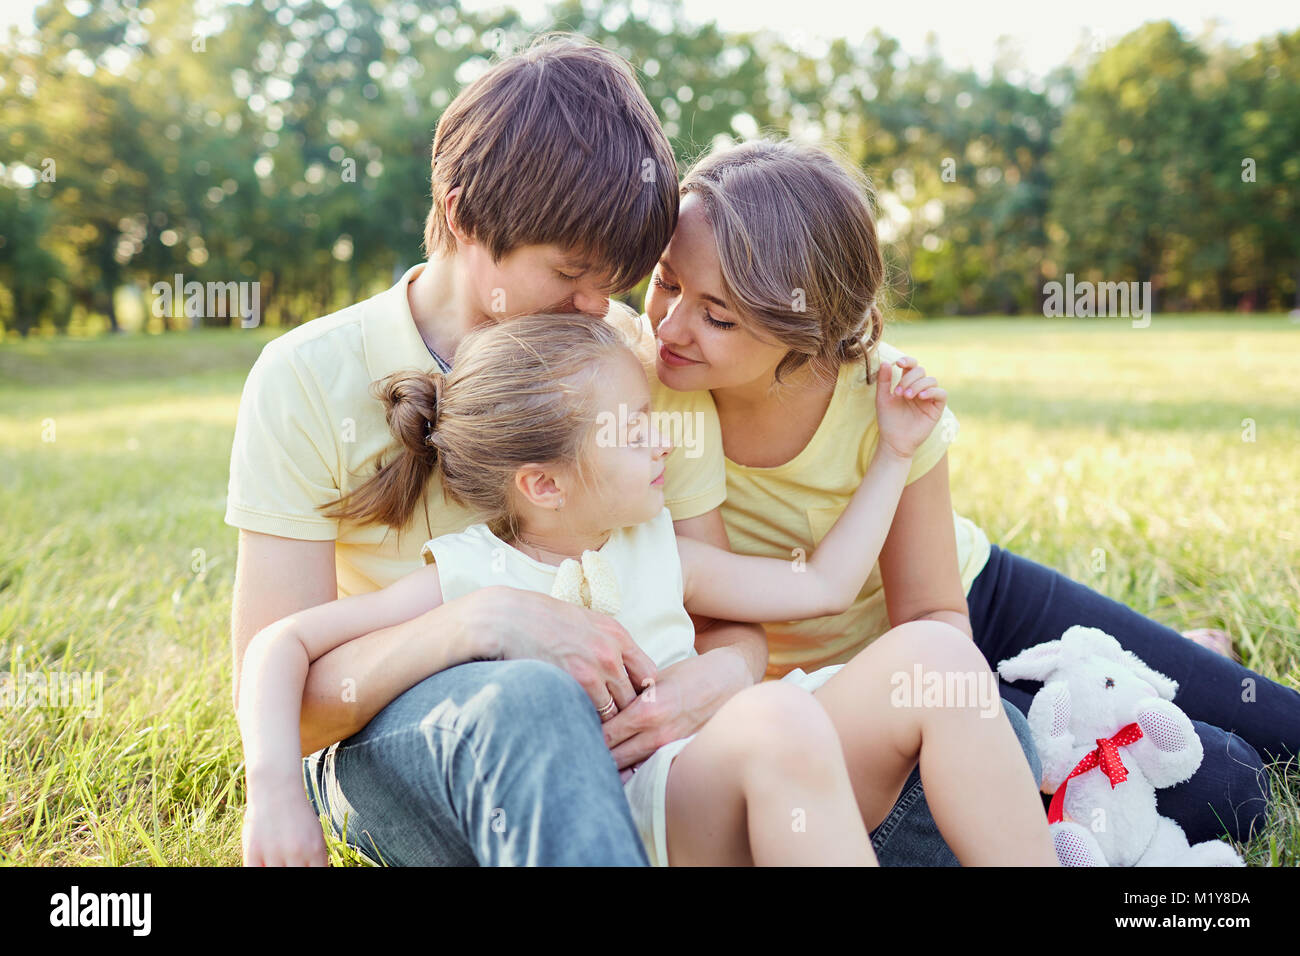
left=654, top=335, right=992, bottom=679
left=224, top=265, right=725, bottom=596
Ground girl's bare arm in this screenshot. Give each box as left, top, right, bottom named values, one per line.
left=677, top=446, right=915, bottom=623
left=236, top=564, right=449, bottom=790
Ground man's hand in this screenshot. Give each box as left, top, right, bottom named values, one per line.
left=470, top=586, right=658, bottom=713
left=601, top=647, right=751, bottom=771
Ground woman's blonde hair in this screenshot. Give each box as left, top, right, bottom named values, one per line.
left=680, top=138, right=886, bottom=387
left=321, top=313, right=632, bottom=539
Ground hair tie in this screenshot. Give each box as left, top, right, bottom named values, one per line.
left=839, top=307, right=876, bottom=350
left=423, top=372, right=446, bottom=448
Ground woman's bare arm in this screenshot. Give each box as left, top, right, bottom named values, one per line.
left=876, top=453, right=974, bottom=637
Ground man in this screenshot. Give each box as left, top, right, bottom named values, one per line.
left=226, top=34, right=766, bottom=866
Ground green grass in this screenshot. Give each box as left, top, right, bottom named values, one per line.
left=1, top=315, right=1297, bottom=866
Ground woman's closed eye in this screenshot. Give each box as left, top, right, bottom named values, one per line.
left=651, top=272, right=678, bottom=294
left=653, top=273, right=735, bottom=330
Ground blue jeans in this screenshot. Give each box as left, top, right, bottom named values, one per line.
left=303, top=658, right=1042, bottom=866
left=968, top=544, right=1290, bottom=844
left=304, top=659, right=648, bottom=865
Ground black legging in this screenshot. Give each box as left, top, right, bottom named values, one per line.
left=967, top=544, right=1297, bottom=843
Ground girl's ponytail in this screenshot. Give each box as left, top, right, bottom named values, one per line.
left=319, top=312, right=633, bottom=537
left=320, top=370, right=447, bottom=530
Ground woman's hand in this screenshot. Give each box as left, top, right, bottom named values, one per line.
left=242, top=777, right=329, bottom=867
left=602, top=648, right=750, bottom=771
left=876, top=356, right=948, bottom=460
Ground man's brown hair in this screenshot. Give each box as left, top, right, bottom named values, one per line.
left=424, top=33, right=679, bottom=294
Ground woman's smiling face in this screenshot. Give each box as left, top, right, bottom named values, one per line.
left=643, top=193, right=789, bottom=393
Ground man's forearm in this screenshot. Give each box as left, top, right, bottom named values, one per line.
left=298, top=599, right=479, bottom=755
left=693, top=618, right=768, bottom=684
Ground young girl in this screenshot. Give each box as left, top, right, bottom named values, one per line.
left=238, top=313, right=1058, bottom=867
left=644, top=136, right=1295, bottom=851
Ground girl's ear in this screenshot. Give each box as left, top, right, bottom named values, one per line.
left=514, top=464, right=566, bottom=511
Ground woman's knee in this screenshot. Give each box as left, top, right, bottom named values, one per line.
left=1207, top=729, right=1271, bottom=842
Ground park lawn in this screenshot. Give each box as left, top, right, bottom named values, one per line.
left=0, top=314, right=1296, bottom=866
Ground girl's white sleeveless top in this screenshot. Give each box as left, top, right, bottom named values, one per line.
left=420, top=507, right=698, bottom=671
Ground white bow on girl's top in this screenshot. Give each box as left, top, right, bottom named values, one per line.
left=550, top=550, right=622, bottom=615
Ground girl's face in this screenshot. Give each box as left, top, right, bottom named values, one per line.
left=568, top=349, right=674, bottom=531
left=644, top=192, right=789, bottom=393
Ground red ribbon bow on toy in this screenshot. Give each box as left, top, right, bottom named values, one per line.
left=1047, top=722, right=1144, bottom=824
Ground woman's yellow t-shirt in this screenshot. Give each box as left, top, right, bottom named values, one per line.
left=661, top=337, right=991, bottom=679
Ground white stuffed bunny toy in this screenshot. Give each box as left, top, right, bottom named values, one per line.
left=998, top=625, right=1244, bottom=867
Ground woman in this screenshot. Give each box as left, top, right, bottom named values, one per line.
left=642, top=137, right=1297, bottom=850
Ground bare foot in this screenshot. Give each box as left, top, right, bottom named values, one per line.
left=1180, top=628, right=1238, bottom=661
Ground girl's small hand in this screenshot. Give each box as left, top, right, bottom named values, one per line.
left=875, top=356, right=948, bottom=460
left=242, top=791, right=330, bottom=867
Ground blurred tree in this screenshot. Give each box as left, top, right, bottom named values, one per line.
left=0, top=180, right=65, bottom=336
left=1047, top=21, right=1213, bottom=312
left=1, top=4, right=1298, bottom=333
left=1220, top=30, right=1300, bottom=309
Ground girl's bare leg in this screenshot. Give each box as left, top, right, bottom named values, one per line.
left=813, top=621, right=1058, bottom=866
left=664, top=681, right=877, bottom=866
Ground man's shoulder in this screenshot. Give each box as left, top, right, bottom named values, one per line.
left=256, top=295, right=375, bottom=373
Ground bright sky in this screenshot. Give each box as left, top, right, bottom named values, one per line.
left=3, top=0, right=1293, bottom=79
left=465, top=0, right=1295, bottom=78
